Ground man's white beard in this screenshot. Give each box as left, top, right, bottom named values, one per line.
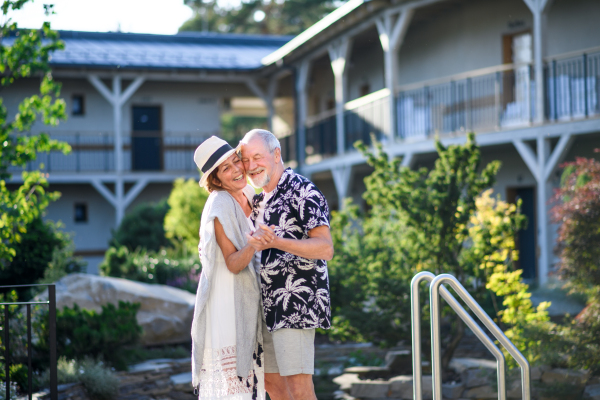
left=249, top=168, right=271, bottom=188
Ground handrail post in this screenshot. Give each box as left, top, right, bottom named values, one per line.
left=4, top=306, right=10, bottom=400
left=411, top=272, right=436, bottom=400
left=49, top=284, right=58, bottom=400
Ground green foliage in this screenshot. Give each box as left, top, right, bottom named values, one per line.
left=36, top=301, right=142, bottom=371
left=0, top=218, right=71, bottom=299
left=164, top=177, right=209, bottom=254
left=0, top=1, right=70, bottom=265
left=40, top=358, right=119, bottom=400
left=220, top=114, right=268, bottom=146
left=99, top=246, right=201, bottom=293
left=0, top=382, right=18, bottom=400
left=550, top=155, right=600, bottom=374
left=470, top=190, right=551, bottom=367
left=181, top=0, right=338, bottom=35
left=38, top=239, right=87, bottom=284
left=329, top=133, right=531, bottom=368
left=110, top=200, right=171, bottom=252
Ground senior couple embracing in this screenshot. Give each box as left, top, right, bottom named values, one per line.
left=190, top=129, right=333, bottom=400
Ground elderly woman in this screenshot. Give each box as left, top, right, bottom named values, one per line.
left=191, top=136, right=266, bottom=400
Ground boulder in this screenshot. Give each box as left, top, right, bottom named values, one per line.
left=584, top=384, right=600, bottom=400
left=350, top=381, right=390, bottom=399
left=344, top=366, right=392, bottom=380
left=541, top=368, right=590, bottom=386
left=463, top=385, right=497, bottom=399
left=385, top=350, right=412, bottom=375
left=442, top=381, right=465, bottom=399
left=389, top=376, right=413, bottom=399
left=462, top=368, right=494, bottom=388
left=333, top=374, right=361, bottom=392
left=36, top=273, right=196, bottom=346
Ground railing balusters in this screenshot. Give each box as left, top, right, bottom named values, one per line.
left=495, top=71, right=501, bottom=129
left=583, top=53, right=589, bottom=117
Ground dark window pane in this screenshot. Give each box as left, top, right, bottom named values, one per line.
left=74, top=203, right=88, bottom=222
left=72, top=95, right=85, bottom=115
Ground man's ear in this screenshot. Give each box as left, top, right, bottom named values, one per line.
left=274, top=147, right=281, bottom=163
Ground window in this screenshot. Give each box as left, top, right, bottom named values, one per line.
left=72, top=94, right=85, bottom=116
left=74, top=203, right=88, bottom=223
left=359, top=83, right=370, bottom=98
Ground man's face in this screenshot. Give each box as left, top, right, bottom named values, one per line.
left=241, top=138, right=279, bottom=189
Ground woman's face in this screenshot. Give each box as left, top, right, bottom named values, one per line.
left=214, top=153, right=247, bottom=192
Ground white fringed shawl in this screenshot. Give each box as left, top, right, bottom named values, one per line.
left=191, top=185, right=262, bottom=388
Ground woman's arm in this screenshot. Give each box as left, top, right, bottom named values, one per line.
left=214, top=217, right=255, bottom=274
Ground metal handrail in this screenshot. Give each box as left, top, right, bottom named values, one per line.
left=411, top=272, right=507, bottom=400
left=2, top=284, right=57, bottom=400
left=424, top=274, right=531, bottom=400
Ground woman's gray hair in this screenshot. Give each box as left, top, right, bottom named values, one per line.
left=240, top=129, right=281, bottom=154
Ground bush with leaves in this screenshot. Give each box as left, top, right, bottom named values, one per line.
left=0, top=1, right=70, bottom=266
left=35, top=301, right=142, bottom=371
left=164, top=177, right=209, bottom=254
left=328, top=133, right=539, bottom=369
left=549, top=154, right=600, bottom=374
left=99, top=246, right=201, bottom=293
left=40, top=358, right=119, bottom=400
left=110, top=200, right=171, bottom=252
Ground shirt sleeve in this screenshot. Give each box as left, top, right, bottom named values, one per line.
left=299, top=182, right=330, bottom=236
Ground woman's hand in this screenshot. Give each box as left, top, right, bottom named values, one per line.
left=247, top=224, right=278, bottom=251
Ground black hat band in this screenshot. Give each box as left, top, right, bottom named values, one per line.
left=201, top=143, right=234, bottom=173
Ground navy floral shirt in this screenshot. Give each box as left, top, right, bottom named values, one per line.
left=251, top=168, right=331, bottom=332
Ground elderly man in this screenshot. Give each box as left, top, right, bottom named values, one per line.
left=240, top=129, right=333, bottom=400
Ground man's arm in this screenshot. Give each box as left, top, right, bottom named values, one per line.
left=248, top=224, right=334, bottom=261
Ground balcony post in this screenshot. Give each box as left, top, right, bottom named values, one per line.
left=524, top=0, right=552, bottom=124
left=376, top=8, right=414, bottom=140
left=329, top=38, right=352, bottom=155
left=295, top=60, right=310, bottom=171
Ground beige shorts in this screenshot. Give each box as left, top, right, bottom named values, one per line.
left=261, top=318, right=315, bottom=376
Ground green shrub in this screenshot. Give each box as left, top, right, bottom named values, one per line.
left=77, top=359, right=119, bottom=400
left=0, top=382, right=18, bottom=400
left=36, top=301, right=142, bottom=371
left=40, top=358, right=119, bottom=400
left=164, top=178, right=208, bottom=254
left=0, top=218, right=65, bottom=300
left=38, top=240, right=87, bottom=284
left=111, top=200, right=171, bottom=252
left=99, top=246, right=201, bottom=293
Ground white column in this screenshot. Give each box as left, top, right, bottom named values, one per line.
left=513, top=132, right=573, bottom=285
left=376, top=9, right=414, bottom=140
left=88, top=75, right=145, bottom=226
left=332, top=165, right=352, bottom=208
left=267, top=78, right=278, bottom=132
left=329, top=39, right=352, bottom=155
left=296, top=60, right=311, bottom=171
left=524, top=0, right=552, bottom=124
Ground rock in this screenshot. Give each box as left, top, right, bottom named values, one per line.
left=584, top=384, right=600, bottom=400
left=442, top=382, right=464, bottom=399
left=344, top=366, right=392, bottom=380
left=36, top=273, right=196, bottom=346
left=531, top=366, right=548, bottom=381
left=449, top=358, right=497, bottom=374
left=389, top=376, right=412, bottom=399
left=463, top=385, right=497, bottom=399
left=385, top=350, right=412, bottom=375
left=541, top=368, right=590, bottom=386
left=462, top=368, right=494, bottom=388
left=350, top=381, right=390, bottom=399
left=333, top=374, right=361, bottom=392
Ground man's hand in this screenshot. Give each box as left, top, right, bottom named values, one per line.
left=246, top=224, right=278, bottom=251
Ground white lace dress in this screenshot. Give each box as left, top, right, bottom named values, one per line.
left=197, top=217, right=265, bottom=400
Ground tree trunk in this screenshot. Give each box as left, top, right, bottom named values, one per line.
left=441, top=318, right=465, bottom=372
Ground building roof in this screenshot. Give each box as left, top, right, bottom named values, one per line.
left=33, top=30, right=293, bottom=71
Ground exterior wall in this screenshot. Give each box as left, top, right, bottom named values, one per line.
left=347, top=29, right=385, bottom=101
left=1, top=77, right=255, bottom=135
left=397, top=0, right=532, bottom=85
left=126, top=182, right=174, bottom=213
left=308, top=56, right=335, bottom=116
left=547, top=0, right=600, bottom=57
left=43, top=184, right=116, bottom=274
left=396, top=0, right=600, bottom=86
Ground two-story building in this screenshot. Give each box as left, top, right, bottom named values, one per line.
left=6, top=0, right=600, bottom=284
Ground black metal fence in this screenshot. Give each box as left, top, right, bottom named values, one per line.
left=1, top=284, right=57, bottom=400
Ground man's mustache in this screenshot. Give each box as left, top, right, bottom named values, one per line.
left=248, top=167, right=266, bottom=175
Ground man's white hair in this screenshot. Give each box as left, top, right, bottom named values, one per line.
left=241, top=129, right=281, bottom=155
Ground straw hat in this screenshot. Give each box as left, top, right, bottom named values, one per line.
left=194, top=136, right=238, bottom=188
